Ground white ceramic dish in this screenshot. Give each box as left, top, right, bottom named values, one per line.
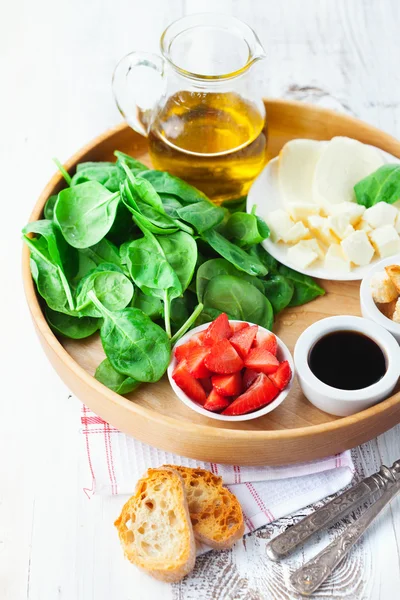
left=360, top=253, right=400, bottom=343
left=247, top=145, right=400, bottom=281
left=294, top=315, right=400, bottom=417
left=167, top=320, right=295, bottom=422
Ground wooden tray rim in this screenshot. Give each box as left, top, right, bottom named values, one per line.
left=22, top=98, right=400, bottom=443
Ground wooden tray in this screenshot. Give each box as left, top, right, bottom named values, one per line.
left=22, top=99, right=400, bottom=466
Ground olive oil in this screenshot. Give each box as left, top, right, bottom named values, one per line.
left=308, top=331, right=386, bottom=391
left=148, top=91, right=267, bottom=203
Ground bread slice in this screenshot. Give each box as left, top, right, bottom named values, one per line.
left=385, top=265, right=400, bottom=293
left=114, top=467, right=196, bottom=582
left=165, top=465, right=245, bottom=550
left=371, top=270, right=398, bottom=303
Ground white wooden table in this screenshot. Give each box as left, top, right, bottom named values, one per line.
left=2, top=1, right=400, bottom=598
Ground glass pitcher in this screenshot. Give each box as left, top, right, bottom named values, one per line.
left=113, top=13, right=266, bottom=203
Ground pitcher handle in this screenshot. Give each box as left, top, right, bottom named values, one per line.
left=112, top=52, right=166, bottom=137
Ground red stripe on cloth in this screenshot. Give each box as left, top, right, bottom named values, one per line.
left=103, top=420, right=117, bottom=495
left=106, top=422, right=118, bottom=495
left=244, top=514, right=256, bottom=532
left=82, top=406, right=96, bottom=499
left=245, top=482, right=275, bottom=522
left=81, top=415, right=107, bottom=425
left=81, top=428, right=120, bottom=434
left=237, top=465, right=242, bottom=483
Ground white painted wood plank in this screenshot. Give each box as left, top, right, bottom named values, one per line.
left=2, top=0, right=400, bottom=598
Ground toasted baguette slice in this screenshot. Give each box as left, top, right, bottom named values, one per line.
left=371, top=270, right=398, bottom=303
left=114, top=468, right=195, bottom=583
left=392, top=298, right=400, bottom=324
left=165, top=465, right=245, bottom=550
left=377, top=299, right=397, bottom=320
left=385, top=265, right=400, bottom=294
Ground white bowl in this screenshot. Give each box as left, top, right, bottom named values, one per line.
left=294, top=315, right=400, bottom=417
left=360, top=253, right=400, bottom=343
left=167, top=320, right=295, bottom=422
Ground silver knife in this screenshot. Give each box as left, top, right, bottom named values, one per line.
left=266, top=459, right=400, bottom=561
left=290, top=481, right=400, bottom=596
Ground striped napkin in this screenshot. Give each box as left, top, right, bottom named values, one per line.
left=80, top=405, right=354, bottom=533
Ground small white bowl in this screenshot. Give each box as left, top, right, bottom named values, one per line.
left=168, top=320, right=295, bottom=422
left=360, top=253, right=400, bottom=343
left=294, top=315, right=400, bottom=417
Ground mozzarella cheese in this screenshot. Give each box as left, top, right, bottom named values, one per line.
left=395, top=213, right=400, bottom=234
left=369, top=225, right=400, bottom=258
left=328, top=214, right=355, bottom=240
left=341, top=231, right=375, bottom=266
left=355, top=219, right=373, bottom=234
left=287, top=241, right=319, bottom=269
left=328, top=201, right=365, bottom=225
left=287, top=203, right=320, bottom=221
left=364, top=203, right=398, bottom=228
left=279, top=139, right=322, bottom=205
left=324, top=244, right=351, bottom=272
left=308, top=215, right=338, bottom=245
left=282, top=221, right=310, bottom=244
left=266, top=209, right=294, bottom=242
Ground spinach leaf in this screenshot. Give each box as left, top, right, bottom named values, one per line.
left=138, top=170, right=207, bottom=204
left=221, top=196, right=247, bottom=213
left=88, top=292, right=171, bottom=382
left=354, top=164, right=400, bottom=207
left=225, top=210, right=270, bottom=247
left=201, top=229, right=268, bottom=277
left=177, top=201, right=225, bottom=233
left=170, top=292, right=197, bottom=329
left=80, top=239, right=122, bottom=269
left=158, top=231, right=198, bottom=292
left=44, top=194, right=58, bottom=220
left=262, top=275, right=294, bottom=313
left=29, top=254, right=73, bottom=314
left=114, top=151, right=148, bottom=174
left=54, top=181, right=120, bottom=248
left=248, top=244, right=278, bottom=274
left=106, top=200, right=135, bottom=244
left=131, top=289, right=163, bottom=320
left=203, top=275, right=274, bottom=330
left=196, top=258, right=265, bottom=303
left=195, top=307, right=230, bottom=326
left=95, top=358, right=139, bottom=394
left=71, top=162, right=125, bottom=192
left=45, top=307, right=100, bottom=339
left=159, top=194, right=183, bottom=218
left=278, top=265, right=325, bottom=306
left=74, top=252, right=97, bottom=283
left=76, top=264, right=134, bottom=317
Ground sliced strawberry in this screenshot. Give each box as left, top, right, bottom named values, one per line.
left=222, top=373, right=279, bottom=416
left=245, top=346, right=280, bottom=375
left=204, top=339, right=244, bottom=374
left=254, top=329, right=278, bottom=356
left=172, top=360, right=207, bottom=405
left=243, top=368, right=259, bottom=390
left=199, top=377, right=213, bottom=394
left=174, top=338, right=201, bottom=363
left=212, top=372, right=242, bottom=396
left=203, top=313, right=232, bottom=346
left=230, top=321, right=250, bottom=334
left=204, top=389, right=231, bottom=412
left=230, top=325, right=258, bottom=359
left=186, top=346, right=211, bottom=378
left=191, top=331, right=205, bottom=346
left=269, top=360, right=292, bottom=390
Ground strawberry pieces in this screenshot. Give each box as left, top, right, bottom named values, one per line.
left=174, top=338, right=201, bottom=363
left=203, top=313, right=232, bottom=346
left=269, top=360, right=292, bottom=390
left=212, top=372, right=242, bottom=397
left=222, top=373, right=279, bottom=416
left=245, top=346, right=279, bottom=375
left=199, top=377, right=213, bottom=394
left=186, top=346, right=211, bottom=378
left=242, top=368, right=259, bottom=390
left=230, top=321, right=250, bottom=334
left=254, top=329, right=278, bottom=356
left=190, top=331, right=205, bottom=345
left=204, top=389, right=231, bottom=412
left=230, top=325, right=258, bottom=359
left=172, top=360, right=207, bottom=405
left=204, top=339, right=244, bottom=374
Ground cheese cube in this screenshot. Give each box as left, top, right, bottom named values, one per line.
left=308, top=215, right=338, bottom=245
left=328, top=214, right=355, bottom=240
left=324, top=244, right=351, bottom=272
left=328, top=201, right=365, bottom=225
left=287, top=203, right=320, bottom=222
left=364, top=203, right=398, bottom=228
left=341, top=231, right=375, bottom=266
left=282, top=221, right=310, bottom=244
left=369, top=225, right=400, bottom=258
left=356, top=219, right=373, bottom=234
left=302, top=238, right=325, bottom=260
left=287, top=241, right=319, bottom=269
left=266, top=209, right=294, bottom=242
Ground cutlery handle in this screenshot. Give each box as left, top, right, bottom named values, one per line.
left=290, top=482, right=400, bottom=596
left=266, top=462, right=400, bottom=561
